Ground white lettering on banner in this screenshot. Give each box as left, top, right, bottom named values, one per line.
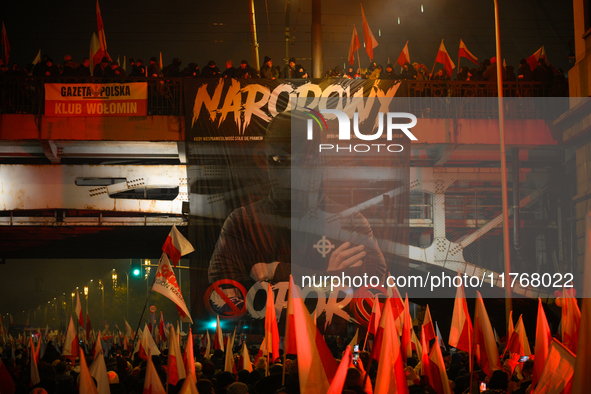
left=86, top=102, right=138, bottom=114
left=191, top=80, right=401, bottom=135
left=244, top=281, right=354, bottom=325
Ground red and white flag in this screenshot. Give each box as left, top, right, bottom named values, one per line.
left=458, top=39, right=478, bottom=65
left=367, top=295, right=382, bottom=337
left=506, top=315, right=531, bottom=357
left=435, top=40, right=455, bottom=78
left=241, top=341, right=252, bottom=372
left=158, top=312, right=167, bottom=343
left=533, top=339, right=575, bottom=394
left=162, top=225, right=195, bottom=267
left=561, top=289, right=580, bottom=354
left=224, top=328, right=237, bottom=373
left=75, top=292, right=84, bottom=328
left=90, top=32, right=104, bottom=72
left=167, top=324, right=186, bottom=387
left=526, top=46, right=543, bottom=72
left=89, top=347, right=110, bottom=394
left=372, top=297, right=408, bottom=394
left=507, top=310, right=514, bottom=340
left=474, top=291, right=501, bottom=377
left=1, top=22, right=9, bottom=65
left=420, top=326, right=431, bottom=377
left=422, top=304, right=436, bottom=343
left=400, top=296, right=412, bottom=362
left=428, top=340, right=452, bottom=394
left=184, top=328, right=196, bottom=378
left=30, top=338, right=40, bottom=386
left=396, top=41, right=410, bottom=67
left=215, top=315, right=224, bottom=351
left=327, top=346, right=351, bottom=394
left=177, top=374, right=198, bottom=394
left=96, top=0, right=110, bottom=61
left=63, top=317, right=79, bottom=359
left=152, top=253, right=193, bottom=323
left=204, top=329, right=211, bottom=358
left=448, top=271, right=472, bottom=355
left=93, top=331, right=102, bottom=359
left=360, top=4, right=379, bottom=60
left=348, top=25, right=361, bottom=66
left=79, top=347, right=99, bottom=394
left=291, top=277, right=337, bottom=394
left=125, top=320, right=133, bottom=339
left=138, top=323, right=160, bottom=360
left=265, top=283, right=280, bottom=364
left=532, top=298, right=552, bottom=389
left=143, top=350, right=167, bottom=394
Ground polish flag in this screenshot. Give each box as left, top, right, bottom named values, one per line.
left=435, top=40, right=455, bottom=78
left=507, top=310, right=514, bottom=340
left=79, top=347, right=99, bottom=394
left=152, top=253, right=193, bottom=323
left=428, top=340, right=452, bottom=394
left=532, top=298, right=552, bottom=389
left=367, top=295, right=382, bottom=336
left=30, top=338, right=40, bottom=386
left=386, top=282, right=405, bottom=334
left=420, top=326, right=431, bottom=377
left=177, top=373, right=198, bottom=394
left=561, top=289, right=580, bottom=354
left=204, top=329, right=211, bottom=358
left=506, top=315, right=531, bottom=356
left=265, top=283, right=280, bottom=364
left=241, top=342, right=252, bottom=372
left=167, top=324, right=186, bottom=387
left=158, top=312, right=167, bottom=343
left=162, top=225, right=195, bottom=267
left=215, top=315, right=224, bottom=351
left=348, top=25, right=361, bottom=66
left=125, top=320, right=133, bottom=339
left=143, top=350, right=167, bottom=394
left=224, top=328, right=237, bottom=373
left=572, top=214, right=591, bottom=394
left=291, top=277, right=338, bottom=394
left=138, top=323, right=160, bottom=360
left=1, top=22, right=9, bottom=66
left=327, top=346, right=351, bottom=394
left=396, top=41, right=410, bottom=67
left=75, top=292, right=84, bottom=328
left=62, top=317, right=79, bottom=359
left=372, top=297, right=408, bottom=394
left=533, top=340, right=575, bottom=394
left=284, top=281, right=297, bottom=355
left=400, top=296, right=412, bottom=362
left=360, top=4, right=379, bottom=60
left=458, top=39, right=478, bottom=65
left=96, top=0, right=110, bottom=61
left=90, top=32, right=105, bottom=72
left=184, top=328, right=196, bottom=377
left=93, top=331, right=102, bottom=359
left=422, top=304, right=436, bottom=343
left=89, top=347, right=110, bottom=394
left=474, top=291, right=501, bottom=377
left=526, top=46, right=543, bottom=72
left=448, top=271, right=473, bottom=355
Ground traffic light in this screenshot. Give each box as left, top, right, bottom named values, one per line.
left=131, top=259, right=141, bottom=277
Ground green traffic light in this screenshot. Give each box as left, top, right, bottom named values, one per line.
left=132, top=268, right=141, bottom=276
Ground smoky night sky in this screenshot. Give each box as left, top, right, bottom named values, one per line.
left=0, top=0, right=575, bottom=323
left=1, top=0, right=574, bottom=74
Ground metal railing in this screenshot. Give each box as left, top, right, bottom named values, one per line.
left=0, top=77, right=567, bottom=117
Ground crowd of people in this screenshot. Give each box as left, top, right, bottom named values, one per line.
left=0, top=328, right=541, bottom=394
left=0, top=52, right=567, bottom=87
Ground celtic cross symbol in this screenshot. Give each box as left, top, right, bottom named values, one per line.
left=313, top=236, right=335, bottom=258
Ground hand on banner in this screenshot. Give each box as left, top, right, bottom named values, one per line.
left=327, top=242, right=366, bottom=271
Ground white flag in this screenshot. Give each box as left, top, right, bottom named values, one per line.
left=152, top=253, right=193, bottom=323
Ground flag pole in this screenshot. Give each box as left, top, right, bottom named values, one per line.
left=356, top=49, right=361, bottom=76
left=362, top=329, right=369, bottom=351
left=130, top=265, right=159, bottom=354
left=493, top=0, right=512, bottom=325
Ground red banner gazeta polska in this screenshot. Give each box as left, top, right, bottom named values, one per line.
left=44, top=82, right=147, bottom=117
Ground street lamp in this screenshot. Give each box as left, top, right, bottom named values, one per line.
left=115, top=268, right=130, bottom=322
left=98, top=279, right=104, bottom=322
left=112, top=271, right=118, bottom=290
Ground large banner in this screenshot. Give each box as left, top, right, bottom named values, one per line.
left=184, top=78, right=410, bottom=333
left=45, top=82, right=148, bottom=116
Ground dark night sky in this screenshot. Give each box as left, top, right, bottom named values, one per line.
left=1, top=0, right=574, bottom=74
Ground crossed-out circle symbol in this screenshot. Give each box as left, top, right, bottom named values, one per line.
left=204, top=279, right=248, bottom=320
left=313, top=236, right=335, bottom=258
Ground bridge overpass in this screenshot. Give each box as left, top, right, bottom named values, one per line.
left=0, top=77, right=576, bottom=302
